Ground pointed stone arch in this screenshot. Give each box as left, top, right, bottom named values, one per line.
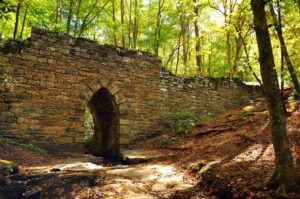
left=78, top=77, right=129, bottom=158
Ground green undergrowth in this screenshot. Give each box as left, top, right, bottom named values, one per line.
left=159, top=108, right=214, bottom=148
left=0, top=136, right=48, bottom=155
left=162, top=107, right=214, bottom=135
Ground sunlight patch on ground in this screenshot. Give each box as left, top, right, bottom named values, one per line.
left=233, top=144, right=264, bottom=162
left=243, top=105, right=255, bottom=112
left=25, top=162, right=104, bottom=174
left=105, top=164, right=196, bottom=198
left=232, top=144, right=277, bottom=165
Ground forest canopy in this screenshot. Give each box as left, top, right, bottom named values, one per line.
left=0, top=0, right=300, bottom=81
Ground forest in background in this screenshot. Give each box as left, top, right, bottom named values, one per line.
left=1, top=0, right=300, bottom=81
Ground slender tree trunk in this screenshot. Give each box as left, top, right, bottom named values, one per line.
left=193, top=0, right=202, bottom=75
left=13, top=0, right=21, bottom=39
left=166, top=45, right=178, bottom=68
left=231, top=36, right=243, bottom=77
left=251, top=0, right=299, bottom=194
left=132, top=0, right=139, bottom=49
left=19, top=3, right=28, bottom=39
left=223, top=5, right=232, bottom=78
left=226, top=30, right=232, bottom=77
left=240, top=35, right=262, bottom=86
left=128, top=0, right=132, bottom=48
left=179, top=2, right=187, bottom=74
left=56, top=0, right=61, bottom=24
left=154, top=0, right=164, bottom=55
left=66, top=0, right=74, bottom=34
left=182, top=24, right=187, bottom=75
left=269, top=2, right=300, bottom=99
left=120, top=0, right=125, bottom=47
left=74, top=0, right=82, bottom=37
left=78, top=0, right=105, bottom=38
left=112, top=0, right=117, bottom=45
left=175, top=32, right=182, bottom=75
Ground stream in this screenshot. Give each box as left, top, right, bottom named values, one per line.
left=0, top=154, right=198, bottom=199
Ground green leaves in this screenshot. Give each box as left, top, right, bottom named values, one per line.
left=0, top=0, right=16, bottom=20
left=162, top=107, right=213, bottom=135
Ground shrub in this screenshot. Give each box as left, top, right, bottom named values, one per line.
left=162, top=107, right=213, bottom=135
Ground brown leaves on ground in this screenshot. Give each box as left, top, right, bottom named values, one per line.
left=135, top=97, right=300, bottom=198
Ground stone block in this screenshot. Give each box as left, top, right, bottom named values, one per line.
left=23, top=54, right=38, bottom=62
left=120, top=138, right=129, bottom=145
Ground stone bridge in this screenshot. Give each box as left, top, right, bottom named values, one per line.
left=0, top=28, right=260, bottom=156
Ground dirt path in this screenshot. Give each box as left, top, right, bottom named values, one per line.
left=1, top=154, right=201, bottom=199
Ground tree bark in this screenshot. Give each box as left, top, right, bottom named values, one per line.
left=128, top=0, right=132, bottom=48
left=74, top=0, right=82, bottom=37
left=132, top=0, right=139, bottom=49
left=193, top=0, right=202, bottom=75
left=13, top=0, right=21, bottom=39
left=154, top=0, right=164, bottom=56
left=240, top=35, right=262, bottom=86
left=231, top=35, right=243, bottom=78
left=112, top=0, right=117, bottom=45
left=269, top=2, right=300, bottom=99
left=175, top=31, right=182, bottom=75
left=120, top=0, right=125, bottom=47
left=19, top=3, right=28, bottom=39
left=66, top=0, right=74, bottom=34
left=251, top=0, right=299, bottom=194
left=56, top=0, right=61, bottom=24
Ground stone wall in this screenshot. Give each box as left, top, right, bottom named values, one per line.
left=0, top=28, right=261, bottom=153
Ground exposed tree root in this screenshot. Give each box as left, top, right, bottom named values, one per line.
left=267, top=171, right=300, bottom=198
left=188, top=127, right=234, bottom=137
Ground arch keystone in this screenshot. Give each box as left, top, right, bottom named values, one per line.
left=100, top=78, right=110, bottom=88
left=88, top=79, right=101, bottom=93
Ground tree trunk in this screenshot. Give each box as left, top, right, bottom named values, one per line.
left=154, top=0, right=164, bottom=56
left=19, top=3, right=28, bottom=39
left=179, top=2, right=187, bottom=74
left=175, top=32, right=182, bottom=75
left=78, top=0, right=105, bottom=38
left=240, top=35, right=262, bottom=86
left=231, top=36, right=243, bottom=78
left=66, top=0, right=74, bottom=34
left=112, top=0, right=117, bottom=45
left=120, top=0, right=125, bottom=47
left=74, top=0, right=82, bottom=37
left=13, top=0, right=21, bottom=39
left=269, top=2, right=300, bottom=99
left=128, top=0, right=132, bottom=48
left=193, top=0, right=202, bottom=75
left=56, top=0, right=61, bottom=24
left=251, top=0, right=299, bottom=195
left=132, top=0, right=139, bottom=49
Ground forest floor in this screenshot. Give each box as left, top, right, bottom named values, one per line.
left=0, top=96, right=300, bottom=198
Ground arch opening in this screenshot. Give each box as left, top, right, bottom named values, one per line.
left=86, top=87, right=120, bottom=158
